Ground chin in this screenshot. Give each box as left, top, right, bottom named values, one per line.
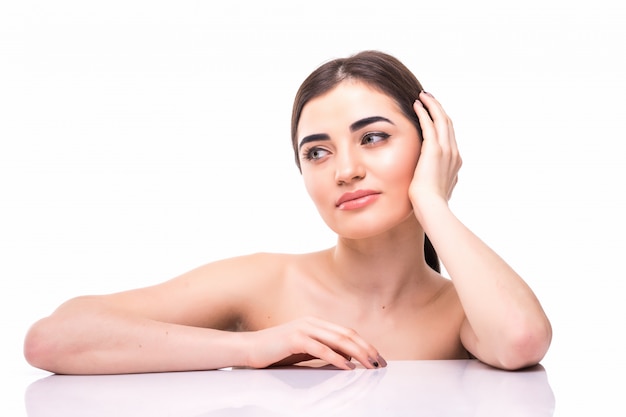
left=330, top=215, right=418, bottom=241
left=316, top=199, right=417, bottom=239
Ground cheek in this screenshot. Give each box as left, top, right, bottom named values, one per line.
left=374, top=141, right=420, bottom=184
left=302, top=170, right=328, bottom=207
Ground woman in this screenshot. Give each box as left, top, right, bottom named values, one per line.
left=24, top=50, right=552, bottom=374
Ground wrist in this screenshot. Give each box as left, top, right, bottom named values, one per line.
left=194, top=328, right=251, bottom=370
left=411, top=193, right=450, bottom=225
left=226, top=330, right=253, bottom=368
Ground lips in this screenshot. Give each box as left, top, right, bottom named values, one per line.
left=336, top=190, right=381, bottom=209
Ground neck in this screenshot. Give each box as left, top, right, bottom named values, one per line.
left=329, top=215, right=432, bottom=307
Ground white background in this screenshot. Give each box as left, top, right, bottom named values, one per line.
left=1, top=1, right=625, bottom=415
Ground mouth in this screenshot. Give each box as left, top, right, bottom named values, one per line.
left=336, top=190, right=381, bottom=210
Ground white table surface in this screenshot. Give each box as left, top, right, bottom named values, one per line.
left=22, top=360, right=554, bottom=416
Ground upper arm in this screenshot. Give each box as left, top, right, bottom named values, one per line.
left=74, top=252, right=282, bottom=330
left=459, top=318, right=480, bottom=360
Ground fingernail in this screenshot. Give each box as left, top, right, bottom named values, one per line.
left=421, top=90, right=434, bottom=98
left=345, top=360, right=356, bottom=370
left=368, top=357, right=380, bottom=368
left=377, top=354, right=388, bottom=368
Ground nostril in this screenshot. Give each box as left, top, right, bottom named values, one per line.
left=336, top=174, right=364, bottom=186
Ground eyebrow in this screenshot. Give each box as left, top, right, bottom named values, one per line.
left=298, top=116, right=394, bottom=150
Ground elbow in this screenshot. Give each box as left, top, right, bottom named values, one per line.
left=24, top=296, right=104, bottom=374
left=24, top=318, right=59, bottom=373
left=496, top=318, right=553, bottom=371
left=24, top=315, right=79, bottom=374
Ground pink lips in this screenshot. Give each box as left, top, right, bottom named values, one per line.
left=336, top=190, right=381, bottom=210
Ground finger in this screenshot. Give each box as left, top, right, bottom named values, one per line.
left=413, top=99, right=436, bottom=143
left=447, top=117, right=457, bottom=150
left=299, top=337, right=358, bottom=370
left=270, top=353, right=317, bottom=368
left=298, top=317, right=385, bottom=368
left=304, top=317, right=386, bottom=369
left=419, top=91, right=450, bottom=124
left=420, top=92, right=463, bottom=171
left=419, top=91, right=455, bottom=150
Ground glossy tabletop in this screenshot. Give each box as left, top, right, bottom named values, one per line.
left=24, top=360, right=554, bottom=416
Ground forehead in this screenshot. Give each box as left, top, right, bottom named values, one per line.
left=297, top=81, right=403, bottom=135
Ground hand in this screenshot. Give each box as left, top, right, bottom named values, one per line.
left=243, top=316, right=387, bottom=370
left=409, top=91, right=462, bottom=210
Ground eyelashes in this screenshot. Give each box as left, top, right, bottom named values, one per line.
left=302, top=146, right=330, bottom=161
left=361, top=132, right=390, bottom=145
left=301, top=132, right=391, bottom=162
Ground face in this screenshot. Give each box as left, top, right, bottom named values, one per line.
left=296, top=81, right=421, bottom=240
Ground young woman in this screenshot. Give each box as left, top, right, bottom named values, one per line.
left=24, top=50, right=552, bottom=374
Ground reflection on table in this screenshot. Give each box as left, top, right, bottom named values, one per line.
left=25, top=359, right=555, bottom=416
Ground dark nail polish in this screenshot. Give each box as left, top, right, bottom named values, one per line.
left=377, top=354, right=388, bottom=367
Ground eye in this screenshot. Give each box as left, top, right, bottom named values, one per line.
left=303, top=146, right=330, bottom=161
left=361, top=132, right=390, bottom=146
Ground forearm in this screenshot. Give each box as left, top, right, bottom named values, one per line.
left=24, top=296, right=248, bottom=374
left=415, top=199, right=552, bottom=368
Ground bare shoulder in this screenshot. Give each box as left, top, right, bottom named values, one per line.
left=97, top=252, right=300, bottom=331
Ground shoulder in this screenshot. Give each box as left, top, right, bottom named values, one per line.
left=106, top=252, right=303, bottom=330
left=218, top=251, right=300, bottom=275
left=177, top=251, right=297, bottom=289
left=182, top=251, right=328, bottom=298
left=211, top=250, right=328, bottom=279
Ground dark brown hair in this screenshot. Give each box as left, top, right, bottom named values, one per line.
left=290, top=50, right=440, bottom=272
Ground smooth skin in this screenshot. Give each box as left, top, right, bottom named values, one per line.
left=24, top=83, right=552, bottom=374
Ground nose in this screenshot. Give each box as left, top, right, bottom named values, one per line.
left=334, top=148, right=365, bottom=185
